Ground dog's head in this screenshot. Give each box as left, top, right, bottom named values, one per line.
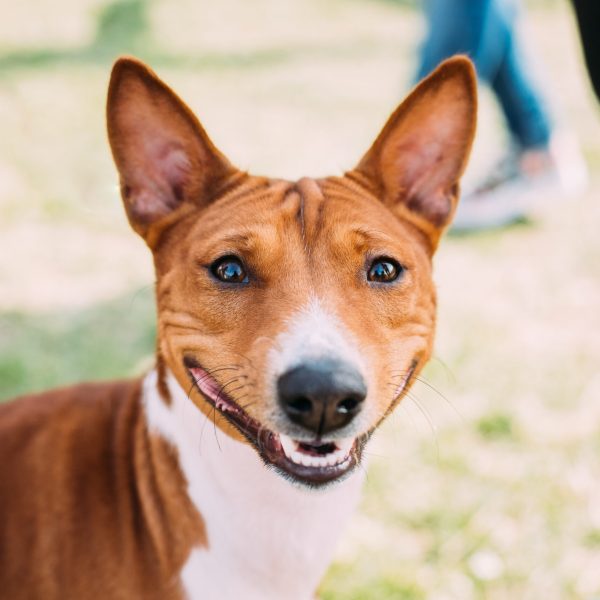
left=107, top=57, right=476, bottom=487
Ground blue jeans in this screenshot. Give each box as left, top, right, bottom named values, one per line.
left=418, top=0, right=552, bottom=150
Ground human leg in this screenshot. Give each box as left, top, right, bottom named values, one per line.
left=487, top=0, right=552, bottom=149
left=417, top=0, right=489, bottom=81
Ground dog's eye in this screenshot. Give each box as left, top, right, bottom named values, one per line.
left=210, top=256, right=248, bottom=284
left=367, top=258, right=404, bottom=283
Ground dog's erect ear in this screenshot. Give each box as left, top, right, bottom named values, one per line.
left=355, top=56, right=477, bottom=250
left=107, top=57, right=237, bottom=243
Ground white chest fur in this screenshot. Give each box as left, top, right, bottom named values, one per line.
left=142, top=370, right=364, bottom=600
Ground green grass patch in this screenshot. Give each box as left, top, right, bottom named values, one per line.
left=0, top=287, right=156, bottom=401
left=476, top=413, right=516, bottom=441
left=583, top=529, right=600, bottom=548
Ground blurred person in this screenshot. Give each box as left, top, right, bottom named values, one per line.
left=571, top=0, right=600, bottom=102
left=418, top=0, right=588, bottom=232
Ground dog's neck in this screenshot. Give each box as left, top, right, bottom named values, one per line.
left=142, top=368, right=364, bottom=600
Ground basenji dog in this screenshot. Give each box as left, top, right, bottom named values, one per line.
left=0, top=56, right=476, bottom=599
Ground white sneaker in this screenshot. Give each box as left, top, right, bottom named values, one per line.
left=452, top=132, right=588, bottom=233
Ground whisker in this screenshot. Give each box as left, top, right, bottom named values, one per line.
left=397, top=400, right=420, bottom=433
left=229, top=351, right=257, bottom=371
left=194, top=366, right=244, bottom=380
left=212, top=403, right=222, bottom=452
left=357, top=457, right=370, bottom=484
left=186, top=380, right=196, bottom=401
left=198, top=403, right=213, bottom=448
left=361, top=450, right=390, bottom=460
left=221, top=383, right=248, bottom=397
left=430, top=355, right=457, bottom=385
left=407, top=392, right=437, bottom=434
left=405, top=392, right=440, bottom=462
left=389, top=366, right=463, bottom=422
left=413, top=376, right=464, bottom=421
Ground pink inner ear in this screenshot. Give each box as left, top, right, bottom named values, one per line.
left=405, top=187, right=453, bottom=228
left=382, top=122, right=466, bottom=227
left=395, top=139, right=444, bottom=187
left=125, top=139, right=192, bottom=223
left=147, top=139, right=192, bottom=202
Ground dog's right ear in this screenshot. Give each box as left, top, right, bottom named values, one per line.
left=107, top=57, right=237, bottom=244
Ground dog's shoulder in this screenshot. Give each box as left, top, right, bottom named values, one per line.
left=0, top=378, right=141, bottom=446
left=0, top=378, right=192, bottom=599
left=0, top=378, right=143, bottom=515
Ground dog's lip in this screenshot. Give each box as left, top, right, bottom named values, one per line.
left=184, top=360, right=364, bottom=486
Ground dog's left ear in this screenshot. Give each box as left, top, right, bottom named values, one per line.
left=354, top=56, right=477, bottom=250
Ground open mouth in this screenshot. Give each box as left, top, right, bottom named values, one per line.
left=184, top=358, right=365, bottom=486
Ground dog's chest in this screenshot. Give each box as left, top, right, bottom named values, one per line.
left=143, top=370, right=364, bottom=600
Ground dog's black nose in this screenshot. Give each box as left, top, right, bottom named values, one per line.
left=277, top=359, right=366, bottom=436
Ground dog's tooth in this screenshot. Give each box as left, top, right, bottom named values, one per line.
left=298, top=453, right=311, bottom=467
left=290, top=451, right=305, bottom=465
left=330, top=451, right=344, bottom=466
left=307, top=456, right=320, bottom=468
left=304, top=454, right=323, bottom=468
left=283, top=438, right=356, bottom=469
left=279, top=434, right=297, bottom=459
left=305, top=455, right=322, bottom=468
left=335, top=438, right=354, bottom=456
left=326, top=452, right=340, bottom=467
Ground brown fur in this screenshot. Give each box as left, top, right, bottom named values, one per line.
left=0, top=381, right=205, bottom=599
left=0, top=56, right=476, bottom=597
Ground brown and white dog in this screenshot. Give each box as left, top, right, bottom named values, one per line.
left=0, top=56, right=476, bottom=599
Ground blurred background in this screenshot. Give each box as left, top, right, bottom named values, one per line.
left=0, top=0, right=599, bottom=598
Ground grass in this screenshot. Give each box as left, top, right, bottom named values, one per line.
left=1, top=0, right=600, bottom=598
left=0, top=287, right=155, bottom=399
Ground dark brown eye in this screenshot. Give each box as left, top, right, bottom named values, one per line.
left=367, top=258, right=404, bottom=283
left=210, top=256, right=248, bottom=284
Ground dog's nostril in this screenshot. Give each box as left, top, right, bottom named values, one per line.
left=336, top=396, right=361, bottom=414
left=287, top=396, right=313, bottom=414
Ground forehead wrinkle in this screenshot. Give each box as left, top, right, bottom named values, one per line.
left=189, top=180, right=296, bottom=245
left=298, top=188, right=306, bottom=245
left=207, top=232, right=255, bottom=254
left=279, top=184, right=306, bottom=248
left=349, top=227, right=398, bottom=248
left=196, top=225, right=280, bottom=263
left=295, top=178, right=326, bottom=251
left=195, top=177, right=293, bottom=227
